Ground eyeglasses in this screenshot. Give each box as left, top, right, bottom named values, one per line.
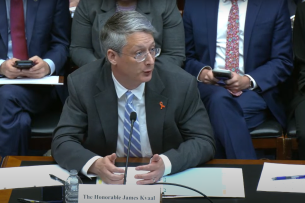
left=117, top=48, right=161, bottom=62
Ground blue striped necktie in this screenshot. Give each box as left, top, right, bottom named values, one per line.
left=124, top=91, right=142, bottom=157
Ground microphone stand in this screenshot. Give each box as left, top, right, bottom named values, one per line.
left=123, top=112, right=137, bottom=185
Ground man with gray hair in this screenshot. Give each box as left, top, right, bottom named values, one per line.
left=52, top=11, right=215, bottom=184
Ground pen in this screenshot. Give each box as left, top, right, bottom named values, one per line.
left=17, top=198, right=48, bottom=203
left=272, top=175, right=305, bottom=180
left=49, top=174, right=65, bottom=185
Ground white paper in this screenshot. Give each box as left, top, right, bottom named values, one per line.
left=257, top=162, right=305, bottom=193
left=96, top=167, right=149, bottom=185
left=0, top=165, right=70, bottom=190
left=160, top=168, right=244, bottom=198
left=0, top=76, right=63, bottom=85
left=79, top=184, right=161, bottom=203
left=97, top=167, right=245, bottom=198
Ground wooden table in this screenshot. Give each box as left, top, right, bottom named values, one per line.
left=1, top=156, right=305, bottom=203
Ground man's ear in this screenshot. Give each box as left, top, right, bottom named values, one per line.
left=107, top=49, right=117, bottom=65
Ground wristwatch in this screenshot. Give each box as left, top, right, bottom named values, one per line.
left=250, top=80, right=254, bottom=89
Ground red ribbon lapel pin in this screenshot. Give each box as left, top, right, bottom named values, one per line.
left=159, top=102, right=165, bottom=110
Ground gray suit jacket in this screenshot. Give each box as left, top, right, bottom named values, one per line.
left=52, top=59, right=215, bottom=174
left=70, top=0, right=185, bottom=68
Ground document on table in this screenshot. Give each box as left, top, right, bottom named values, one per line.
left=257, top=162, right=305, bottom=193
left=0, top=76, right=63, bottom=85
left=96, top=167, right=149, bottom=185
left=0, top=165, right=70, bottom=190
left=97, top=167, right=245, bottom=198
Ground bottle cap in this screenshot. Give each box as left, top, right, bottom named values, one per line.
left=70, top=169, right=78, bottom=175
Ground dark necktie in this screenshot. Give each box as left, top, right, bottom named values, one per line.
left=10, top=0, right=29, bottom=60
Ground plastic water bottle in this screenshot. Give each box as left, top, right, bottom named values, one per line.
left=65, top=169, right=83, bottom=203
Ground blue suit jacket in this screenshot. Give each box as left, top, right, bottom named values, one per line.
left=0, top=0, right=70, bottom=84
left=183, top=0, right=293, bottom=127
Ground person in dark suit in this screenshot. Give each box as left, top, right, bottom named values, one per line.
left=183, top=0, right=293, bottom=159
left=290, top=2, right=305, bottom=159
left=52, top=11, right=215, bottom=184
left=70, top=0, right=185, bottom=68
left=0, top=0, right=70, bottom=158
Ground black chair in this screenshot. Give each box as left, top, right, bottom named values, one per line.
left=250, top=118, right=285, bottom=160
left=285, top=118, right=298, bottom=160
left=29, top=101, right=62, bottom=151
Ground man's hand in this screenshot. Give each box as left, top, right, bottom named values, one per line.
left=0, top=58, right=24, bottom=79
left=198, top=68, right=219, bottom=84
left=69, top=0, right=79, bottom=7
left=88, top=153, right=125, bottom=184
left=21, top=56, right=50, bottom=78
left=134, top=154, right=165, bottom=185
left=225, top=72, right=250, bottom=93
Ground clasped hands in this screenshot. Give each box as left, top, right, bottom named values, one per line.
left=0, top=56, right=50, bottom=79
left=88, top=153, right=165, bottom=185
left=199, top=68, right=250, bottom=93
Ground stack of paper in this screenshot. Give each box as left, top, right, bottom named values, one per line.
left=0, top=165, right=69, bottom=190
left=98, top=167, right=245, bottom=198
left=0, top=76, right=63, bottom=85
left=257, top=162, right=305, bottom=193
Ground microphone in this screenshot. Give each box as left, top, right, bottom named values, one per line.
left=123, top=112, right=137, bottom=185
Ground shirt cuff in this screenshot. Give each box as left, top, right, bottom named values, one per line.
left=159, top=154, right=172, bottom=176
left=43, top=59, right=55, bottom=76
left=0, top=59, right=5, bottom=77
left=197, top=66, right=212, bottom=82
left=81, top=156, right=102, bottom=178
left=245, top=74, right=257, bottom=90
left=0, top=59, right=5, bottom=67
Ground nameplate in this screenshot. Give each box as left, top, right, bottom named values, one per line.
left=79, top=184, right=161, bottom=203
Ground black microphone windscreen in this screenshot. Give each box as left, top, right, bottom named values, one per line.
left=130, top=112, right=137, bottom=122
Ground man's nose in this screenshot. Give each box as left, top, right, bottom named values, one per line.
left=144, top=52, right=155, bottom=65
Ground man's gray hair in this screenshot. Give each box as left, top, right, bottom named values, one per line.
left=100, top=11, right=157, bottom=56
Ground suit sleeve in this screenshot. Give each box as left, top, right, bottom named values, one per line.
left=183, top=1, right=211, bottom=77
left=294, top=3, right=305, bottom=92
left=247, top=0, right=293, bottom=93
left=70, top=0, right=99, bottom=67
left=163, top=77, right=215, bottom=174
left=42, top=0, right=70, bottom=75
left=155, top=0, right=185, bottom=68
left=52, top=74, right=97, bottom=172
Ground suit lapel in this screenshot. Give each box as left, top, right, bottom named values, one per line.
left=145, top=68, right=167, bottom=154
left=97, top=1, right=116, bottom=56
left=94, top=63, right=118, bottom=153
left=0, top=0, right=8, bottom=51
left=136, top=0, right=153, bottom=24
left=26, top=0, right=39, bottom=50
left=206, top=0, right=219, bottom=67
left=244, top=0, right=261, bottom=67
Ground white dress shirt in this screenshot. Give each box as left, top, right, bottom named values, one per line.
left=198, top=0, right=257, bottom=89
left=81, top=73, right=172, bottom=178
left=0, top=0, right=55, bottom=76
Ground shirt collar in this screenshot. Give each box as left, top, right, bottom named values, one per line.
left=112, top=72, right=145, bottom=100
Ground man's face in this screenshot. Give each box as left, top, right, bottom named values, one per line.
left=112, top=32, right=155, bottom=89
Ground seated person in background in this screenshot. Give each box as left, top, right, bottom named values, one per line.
left=70, top=0, right=185, bottom=68
left=183, top=0, right=293, bottom=159
left=0, top=0, right=70, bottom=158
left=290, top=2, right=305, bottom=159
left=52, top=11, right=215, bottom=184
